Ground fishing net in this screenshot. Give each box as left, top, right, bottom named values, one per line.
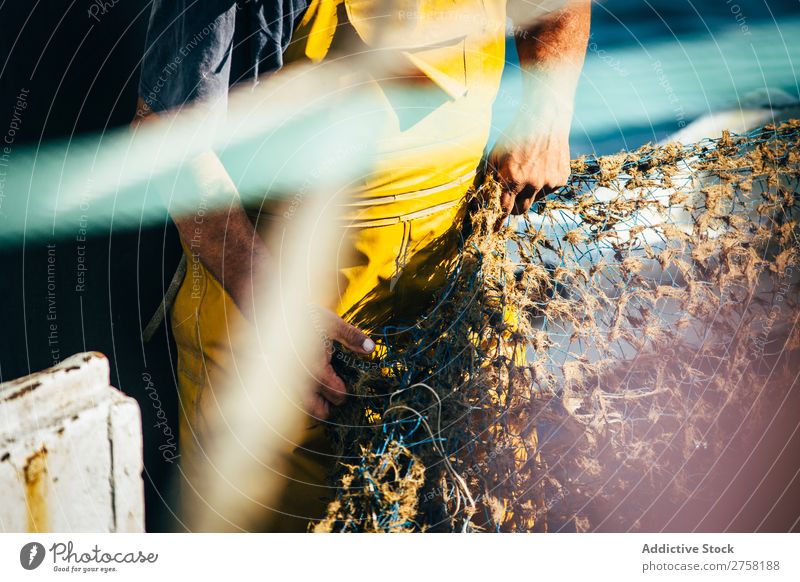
left=316, top=120, right=800, bottom=532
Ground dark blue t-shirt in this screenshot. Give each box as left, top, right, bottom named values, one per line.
left=138, top=0, right=309, bottom=114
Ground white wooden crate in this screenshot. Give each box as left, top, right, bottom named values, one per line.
left=0, top=352, right=144, bottom=532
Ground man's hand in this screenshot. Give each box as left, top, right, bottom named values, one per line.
left=488, top=105, right=572, bottom=216
left=307, top=307, right=375, bottom=420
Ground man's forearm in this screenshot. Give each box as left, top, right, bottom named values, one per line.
left=514, top=1, right=591, bottom=118
left=132, top=98, right=268, bottom=318
left=173, top=152, right=270, bottom=319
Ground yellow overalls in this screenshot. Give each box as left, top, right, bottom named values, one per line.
left=171, top=0, right=509, bottom=531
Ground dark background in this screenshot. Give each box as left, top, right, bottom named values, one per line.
left=0, top=0, right=183, bottom=532
left=1, top=0, right=798, bottom=532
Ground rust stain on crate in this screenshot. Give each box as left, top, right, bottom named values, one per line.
left=22, top=447, right=49, bottom=533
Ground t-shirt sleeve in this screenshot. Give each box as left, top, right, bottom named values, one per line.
left=138, top=0, right=238, bottom=115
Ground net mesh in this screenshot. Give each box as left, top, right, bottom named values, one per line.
left=316, top=120, right=800, bottom=532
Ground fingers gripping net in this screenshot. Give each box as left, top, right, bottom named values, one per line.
left=317, top=121, right=800, bottom=532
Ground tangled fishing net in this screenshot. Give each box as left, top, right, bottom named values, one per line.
left=316, top=120, right=800, bottom=532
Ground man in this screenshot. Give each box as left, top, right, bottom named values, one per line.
left=134, top=0, right=590, bottom=531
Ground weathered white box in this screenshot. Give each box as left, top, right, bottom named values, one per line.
left=0, top=352, right=144, bottom=532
